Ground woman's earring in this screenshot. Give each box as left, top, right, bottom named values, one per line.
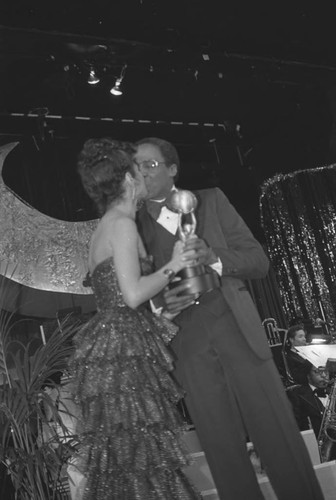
left=131, top=184, right=136, bottom=201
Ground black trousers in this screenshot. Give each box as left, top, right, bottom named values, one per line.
left=172, top=291, right=324, bottom=500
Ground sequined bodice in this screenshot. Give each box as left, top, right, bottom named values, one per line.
left=91, top=256, right=153, bottom=311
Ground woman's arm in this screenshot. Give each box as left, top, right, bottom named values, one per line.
left=110, top=217, right=193, bottom=309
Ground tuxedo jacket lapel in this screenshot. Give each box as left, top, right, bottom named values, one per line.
left=137, top=205, right=179, bottom=309
left=137, top=205, right=178, bottom=269
left=300, top=391, right=325, bottom=415
left=137, top=206, right=155, bottom=255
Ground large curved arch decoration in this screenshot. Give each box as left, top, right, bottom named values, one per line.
left=0, top=142, right=97, bottom=295
left=0, top=142, right=98, bottom=317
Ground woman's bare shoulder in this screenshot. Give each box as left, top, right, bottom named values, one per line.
left=89, top=214, right=136, bottom=269
left=101, top=211, right=136, bottom=230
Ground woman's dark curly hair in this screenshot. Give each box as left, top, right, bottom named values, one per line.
left=77, top=138, right=136, bottom=215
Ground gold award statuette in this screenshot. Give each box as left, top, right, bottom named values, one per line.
left=170, top=190, right=220, bottom=295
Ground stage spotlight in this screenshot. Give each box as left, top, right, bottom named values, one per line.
left=110, top=78, right=123, bottom=95
left=307, top=323, right=331, bottom=345
left=110, top=64, right=127, bottom=96
left=88, top=69, right=100, bottom=85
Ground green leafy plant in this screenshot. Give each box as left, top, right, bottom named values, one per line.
left=0, top=278, right=80, bottom=499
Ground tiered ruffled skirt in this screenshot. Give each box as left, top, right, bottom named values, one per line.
left=71, top=306, right=201, bottom=500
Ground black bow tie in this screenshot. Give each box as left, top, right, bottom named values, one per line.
left=145, top=192, right=179, bottom=220
left=146, top=199, right=168, bottom=220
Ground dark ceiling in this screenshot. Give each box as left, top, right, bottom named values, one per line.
left=0, top=1, right=336, bottom=236
left=1, top=1, right=336, bottom=121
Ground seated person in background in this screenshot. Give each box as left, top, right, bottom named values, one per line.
left=285, top=324, right=312, bottom=384
left=286, top=363, right=329, bottom=439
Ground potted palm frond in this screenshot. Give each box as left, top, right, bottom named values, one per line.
left=0, top=284, right=81, bottom=500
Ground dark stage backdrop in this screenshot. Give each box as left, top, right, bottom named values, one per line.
left=0, top=128, right=261, bottom=235
left=0, top=131, right=283, bottom=325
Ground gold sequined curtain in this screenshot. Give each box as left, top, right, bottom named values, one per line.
left=260, top=164, right=336, bottom=330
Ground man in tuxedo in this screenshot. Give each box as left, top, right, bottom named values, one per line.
left=135, top=137, right=323, bottom=500
left=285, top=323, right=312, bottom=384
left=287, top=363, right=329, bottom=438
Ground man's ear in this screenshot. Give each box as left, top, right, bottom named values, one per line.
left=168, top=163, right=178, bottom=178
left=125, top=171, right=134, bottom=184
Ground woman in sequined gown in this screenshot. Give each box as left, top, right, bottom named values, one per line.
left=71, top=138, right=201, bottom=500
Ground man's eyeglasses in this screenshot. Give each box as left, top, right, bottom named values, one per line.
left=312, top=367, right=329, bottom=376
left=135, top=159, right=166, bottom=171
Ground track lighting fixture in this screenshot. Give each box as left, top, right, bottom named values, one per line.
left=110, top=77, right=123, bottom=95
left=88, top=68, right=100, bottom=85
left=110, top=64, right=127, bottom=96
